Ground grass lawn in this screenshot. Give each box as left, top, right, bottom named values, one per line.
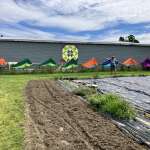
left=0, top=70, right=149, bottom=150
left=0, top=75, right=50, bottom=150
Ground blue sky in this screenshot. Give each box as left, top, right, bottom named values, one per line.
left=1, top=0, right=150, bottom=43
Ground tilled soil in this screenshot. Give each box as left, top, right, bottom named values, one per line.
left=25, top=80, right=147, bottom=150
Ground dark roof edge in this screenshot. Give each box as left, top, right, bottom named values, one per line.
left=0, top=38, right=150, bottom=47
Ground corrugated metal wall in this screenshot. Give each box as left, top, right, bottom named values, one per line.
left=0, top=41, right=150, bottom=63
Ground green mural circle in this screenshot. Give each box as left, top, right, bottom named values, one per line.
left=62, top=45, right=78, bottom=62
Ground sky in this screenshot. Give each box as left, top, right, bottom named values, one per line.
left=1, top=0, right=150, bottom=43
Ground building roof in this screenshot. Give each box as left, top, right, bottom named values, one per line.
left=0, top=38, right=150, bottom=47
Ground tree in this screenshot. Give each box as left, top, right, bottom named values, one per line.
left=128, top=35, right=135, bottom=42
left=134, top=39, right=139, bottom=43
left=119, top=37, right=124, bottom=42
left=119, top=35, right=140, bottom=43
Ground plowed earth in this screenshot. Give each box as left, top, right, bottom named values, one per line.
left=25, top=80, right=147, bottom=150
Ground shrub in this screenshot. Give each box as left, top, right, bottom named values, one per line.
left=87, top=93, right=136, bottom=120
left=73, top=87, right=96, bottom=97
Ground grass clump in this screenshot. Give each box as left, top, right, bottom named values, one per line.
left=87, top=93, right=136, bottom=120
left=73, top=87, right=96, bottom=97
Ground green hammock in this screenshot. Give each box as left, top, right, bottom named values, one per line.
left=39, top=58, right=57, bottom=67
left=12, top=58, right=32, bottom=69
left=63, top=59, right=78, bottom=69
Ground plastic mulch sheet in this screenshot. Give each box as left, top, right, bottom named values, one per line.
left=73, top=77, right=150, bottom=147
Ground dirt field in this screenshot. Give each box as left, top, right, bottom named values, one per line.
left=25, top=80, right=147, bottom=150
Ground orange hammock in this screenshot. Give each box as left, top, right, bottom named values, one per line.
left=0, top=58, right=7, bottom=65
left=82, top=58, right=98, bottom=68
left=122, top=58, right=138, bottom=65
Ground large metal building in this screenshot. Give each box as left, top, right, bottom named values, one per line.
left=0, top=39, right=150, bottom=63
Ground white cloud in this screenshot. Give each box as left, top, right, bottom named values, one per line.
left=1, top=24, right=150, bottom=43
left=0, top=0, right=150, bottom=41
left=96, top=30, right=150, bottom=44
left=0, top=24, right=91, bottom=41
left=136, top=33, right=150, bottom=43
left=145, top=24, right=150, bottom=29
left=1, top=0, right=150, bottom=32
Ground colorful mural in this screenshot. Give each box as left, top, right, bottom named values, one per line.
left=62, top=45, right=78, bottom=62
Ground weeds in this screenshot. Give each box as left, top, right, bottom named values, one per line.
left=73, top=86, right=136, bottom=120
left=73, top=87, right=96, bottom=97
left=87, top=93, right=136, bottom=120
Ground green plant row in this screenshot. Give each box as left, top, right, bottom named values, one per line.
left=73, top=87, right=136, bottom=120
left=88, top=94, right=136, bottom=120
